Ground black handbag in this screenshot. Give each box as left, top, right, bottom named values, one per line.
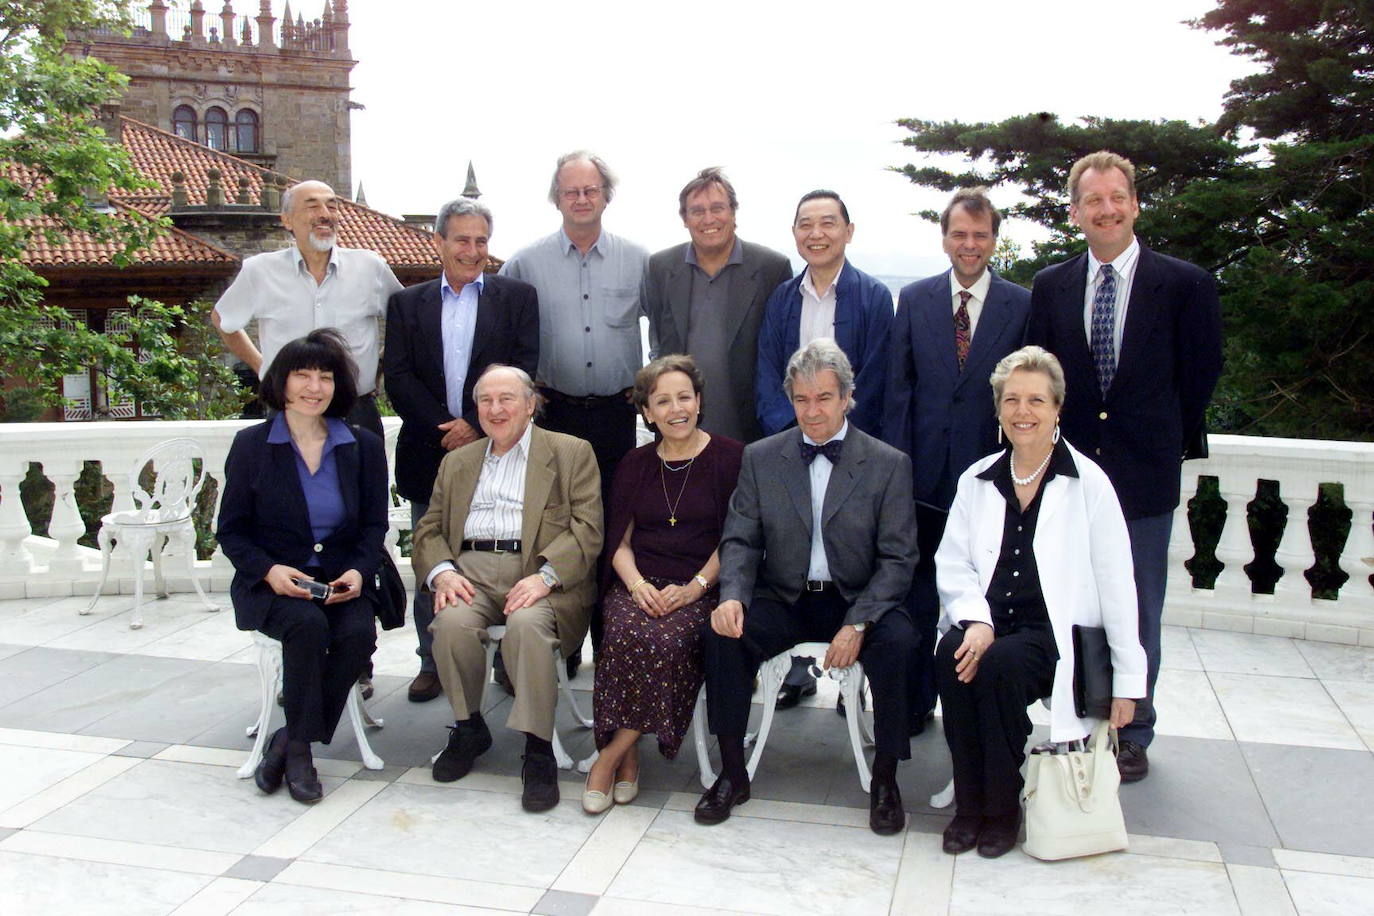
left=371, top=551, right=407, bottom=630
left=1071, top=625, right=1113, bottom=719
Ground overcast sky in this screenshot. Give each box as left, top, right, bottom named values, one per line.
left=339, top=0, right=1256, bottom=280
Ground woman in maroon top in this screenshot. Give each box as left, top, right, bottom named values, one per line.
left=583, top=355, right=743, bottom=814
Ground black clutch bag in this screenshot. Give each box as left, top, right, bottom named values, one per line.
left=1071, top=625, right=1113, bottom=719
left=371, top=552, right=408, bottom=631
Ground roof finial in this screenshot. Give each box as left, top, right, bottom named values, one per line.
left=355, top=181, right=368, bottom=207
left=463, top=161, right=481, bottom=199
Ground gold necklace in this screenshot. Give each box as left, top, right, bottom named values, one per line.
left=659, top=433, right=702, bottom=526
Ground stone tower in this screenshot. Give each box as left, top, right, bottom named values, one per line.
left=68, top=1, right=357, bottom=195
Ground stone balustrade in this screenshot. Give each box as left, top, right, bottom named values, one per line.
left=1, top=420, right=1370, bottom=645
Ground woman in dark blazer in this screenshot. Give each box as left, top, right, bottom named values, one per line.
left=217, top=329, right=388, bottom=803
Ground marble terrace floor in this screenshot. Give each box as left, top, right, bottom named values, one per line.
left=1, top=592, right=1372, bottom=915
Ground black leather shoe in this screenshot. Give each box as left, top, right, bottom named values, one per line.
left=977, top=812, right=1019, bottom=858
left=253, top=727, right=288, bottom=795
left=775, top=680, right=817, bottom=710
left=942, top=815, right=981, bottom=854
left=408, top=670, right=442, bottom=703
left=1118, top=739, right=1149, bottom=782
left=565, top=649, right=582, bottom=681
left=521, top=752, right=560, bottom=812
left=869, top=774, right=905, bottom=835
left=837, top=689, right=866, bottom=719
left=694, top=775, right=750, bottom=825
left=285, top=752, right=323, bottom=804
left=432, top=717, right=493, bottom=783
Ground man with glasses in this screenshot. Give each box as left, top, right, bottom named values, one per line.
left=500, top=151, right=648, bottom=669
left=643, top=167, right=792, bottom=444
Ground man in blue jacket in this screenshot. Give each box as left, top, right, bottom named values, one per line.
left=755, top=189, right=895, bottom=707
left=884, top=188, right=1031, bottom=728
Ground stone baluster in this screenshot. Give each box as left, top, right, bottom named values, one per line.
left=1337, top=497, right=1374, bottom=603
left=1170, top=468, right=1200, bottom=589
left=1273, top=488, right=1316, bottom=603
left=1213, top=476, right=1256, bottom=598
left=44, top=461, right=89, bottom=576
left=0, top=459, right=35, bottom=577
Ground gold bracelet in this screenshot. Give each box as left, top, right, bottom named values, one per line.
left=693, top=574, right=709, bottom=590
left=629, top=577, right=647, bottom=593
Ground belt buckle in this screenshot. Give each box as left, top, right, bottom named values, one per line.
left=492, top=541, right=508, bottom=554
left=806, top=579, right=826, bottom=592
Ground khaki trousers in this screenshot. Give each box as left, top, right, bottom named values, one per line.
left=431, top=550, right=559, bottom=741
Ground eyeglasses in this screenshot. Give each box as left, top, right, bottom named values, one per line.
left=559, top=186, right=604, bottom=201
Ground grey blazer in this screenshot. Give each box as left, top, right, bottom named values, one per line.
left=718, top=425, right=918, bottom=626
left=643, top=239, right=792, bottom=443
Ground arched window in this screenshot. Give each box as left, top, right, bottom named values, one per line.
left=172, top=105, right=197, bottom=142
left=234, top=109, right=260, bottom=153
left=204, top=106, right=228, bottom=151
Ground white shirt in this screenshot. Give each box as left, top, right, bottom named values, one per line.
left=214, top=245, right=403, bottom=394
left=948, top=268, right=992, bottom=338
left=799, top=263, right=843, bottom=345
left=440, top=271, right=483, bottom=417
left=1081, top=237, right=1140, bottom=359
left=803, top=420, right=849, bottom=581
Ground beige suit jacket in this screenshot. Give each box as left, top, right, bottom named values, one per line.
left=412, top=425, right=603, bottom=655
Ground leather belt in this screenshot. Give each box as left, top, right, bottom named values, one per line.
left=461, top=539, right=522, bottom=553
left=804, top=579, right=834, bottom=592
left=539, top=386, right=631, bottom=409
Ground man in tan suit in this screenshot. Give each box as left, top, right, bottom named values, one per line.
left=412, top=365, right=602, bottom=812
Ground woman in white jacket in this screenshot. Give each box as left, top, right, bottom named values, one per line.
left=934, top=346, right=1146, bottom=859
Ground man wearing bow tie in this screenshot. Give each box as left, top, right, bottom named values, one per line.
left=697, top=339, right=919, bottom=835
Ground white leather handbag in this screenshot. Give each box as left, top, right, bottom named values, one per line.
left=1021, top=721, right=1128, bottom=860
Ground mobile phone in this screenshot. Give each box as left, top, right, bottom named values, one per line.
left=292, top=577, right=333, bottom=601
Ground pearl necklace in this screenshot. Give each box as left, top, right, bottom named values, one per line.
left=1010, top=448, right=1053, bottom=486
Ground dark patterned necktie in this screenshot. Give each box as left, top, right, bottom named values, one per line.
left=800, top=439, right=843, bottom=465
left=954, top=290, right=972, bottom=371
left=1090, top=264, right=1117, bottom=395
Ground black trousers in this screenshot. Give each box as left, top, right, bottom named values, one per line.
left=258, top=595, right=377, bottom=744
left=935, top=625, right=1056, bottom=817
left=907, top=503, right=948, bottom=723
left=537, top=389, right=637, bottom=651
left=704, top=590, right=916, bottom=760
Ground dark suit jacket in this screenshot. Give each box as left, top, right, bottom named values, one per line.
left=1026, top=244, right=1222, bottom=519
left=718, top=426, right=918, bottom=626
left=755, top=261, right=894, bottom=439
left=383, top=274, right=539, bottom=504
left=883, top=269, right=1030, bottom=510
left=216, top=419, right=389, bottom=632
left=643, top=239, right=792, bottom=443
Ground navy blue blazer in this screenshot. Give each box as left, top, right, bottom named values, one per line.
left=883, top=269, right=1030, bottom=510
left=755, top=261, right=894, bottom=438
left=383, top=274, right=539, bottom=504
left=1026, top=244, right=1222, bottom=520
left=216, top=420, right=389, bottom=631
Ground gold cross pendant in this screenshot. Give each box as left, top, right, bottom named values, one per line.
left=669, top=516, right=677, bottom=527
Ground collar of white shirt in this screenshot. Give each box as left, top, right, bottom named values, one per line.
left=1087, top=236, right=1141, bottom=287
left=948, top=267, right=992, bottom=311
left=485, top=419, right=534, bottom=462
left=801, top=262, right=845, bottom=300
left=802, top=419, right=849, bottom=449
left=440, top=270, right=485, bottom=299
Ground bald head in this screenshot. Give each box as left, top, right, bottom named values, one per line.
left=281, top=180, right=340, bottom=254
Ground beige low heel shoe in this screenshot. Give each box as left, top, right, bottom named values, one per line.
left=582, top=776, right=613, bottom=815
left=612, top=777, right=639, bottom=805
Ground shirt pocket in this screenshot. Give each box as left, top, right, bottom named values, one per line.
left=600, top=287, right=639, bottom=328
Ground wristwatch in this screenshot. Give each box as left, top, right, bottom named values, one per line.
left=539, top=569, right=558, bottom=589
left=693, top=574, right=709, bottom=589
left=852, top=621, right=868, bottom=633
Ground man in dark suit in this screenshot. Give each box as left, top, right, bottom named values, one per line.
left=884, top=188, right=1031, bottom=728
left=643, top=167, right=793, bottom=444
left=697, top=339, right=919, bottom=835
left=1027, top=151, right=1222, bottom=782
left=383, top=197, right=539, bottom=702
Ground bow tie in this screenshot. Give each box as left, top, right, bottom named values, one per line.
left=800, top=439, right=843, bottom=465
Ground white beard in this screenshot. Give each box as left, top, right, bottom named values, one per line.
left=308, top=232, right=337, bottom=253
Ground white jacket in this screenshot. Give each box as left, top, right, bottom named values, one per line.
left=935, top=442, right=1147, bottom=741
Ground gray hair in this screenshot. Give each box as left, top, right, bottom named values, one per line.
left=547, top=151, right=618, bottom=206
left=280, top=179, right=335, bottom=216
left=989, top=345, right=1067, bottom=408
left=783, top=338, right=855, bottom=403
left=435, top=197, right=493, bottom=238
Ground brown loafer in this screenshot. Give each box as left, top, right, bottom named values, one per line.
left=408, top=670, right=442, bottom=703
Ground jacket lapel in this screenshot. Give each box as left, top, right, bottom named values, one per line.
left=727, top=258, right=763, bottom=349
left=1113, top=246, right=1162, bottom=394
left=521, top=428, right=556, bottom=556
left=780, top=435, right=814, bottom=538
left=445, top=445, right=484, bottom=549
left=667, top=258, right=694, bottom=348
left=821, top=432, right=866, bottom=526
left=467, top=281, right=498, bottom=376
left=335, top=438, right=359, bottom=525
left=269, top=441, right=313, bottom=537
left=920, top=273, right=960, bottom=382
left=421, top=280, right=446, bottom=388
left=1058, top=254, right=1094, bottom=370
left=958, top=272, right=1015, bottom=389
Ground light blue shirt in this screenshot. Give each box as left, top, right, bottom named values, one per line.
left=803, top=420, right=849, bottom=581
left=441, top=271, right=484, bottom=417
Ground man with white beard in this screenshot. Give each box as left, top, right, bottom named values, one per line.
left=212, top=179, right=403, bottom=437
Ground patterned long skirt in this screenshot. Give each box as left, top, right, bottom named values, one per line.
left=593, top=577, right=716, bottom=759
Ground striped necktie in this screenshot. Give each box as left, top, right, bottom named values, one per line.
left=1090, top=264, right=1117, bottom=394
